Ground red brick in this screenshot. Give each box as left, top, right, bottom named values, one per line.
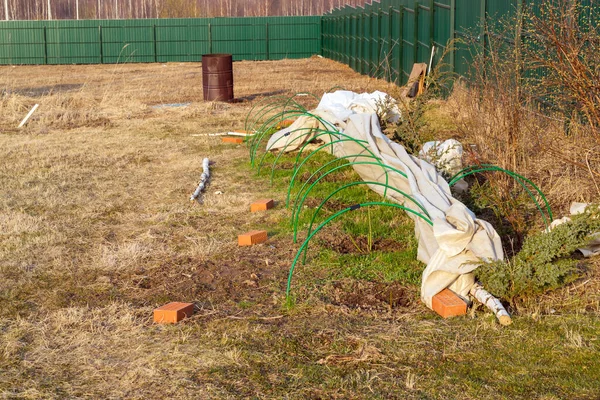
left=154, top=302, right=194, bottom=324
left=432, top=289, right=467, bottom=318
left=251, top=199, right=275, bottom=212
left=277, top=119, right=295, bottom=128
left=222, top=137, right=244, bottom=144
left=238, top=230, right=268, bottom=246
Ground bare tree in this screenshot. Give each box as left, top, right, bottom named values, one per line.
left=4, top=0, right=374, bottom=20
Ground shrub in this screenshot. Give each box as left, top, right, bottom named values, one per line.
left=476, top=205, right=600, bottom=304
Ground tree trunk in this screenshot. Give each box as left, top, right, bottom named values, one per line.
left=4, top=0, right=9, bottom=20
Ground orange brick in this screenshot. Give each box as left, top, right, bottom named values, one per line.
left=432, top=288, right=467, bottom=318
left=238, top=230, right=268, bottom=246
left=154, top=302, right=194, bottom=324
left=222, top=137, right=244, bottom=144
left=251, top=199, right=275, bottom=212
left=277, top=119, right=295, bottom=128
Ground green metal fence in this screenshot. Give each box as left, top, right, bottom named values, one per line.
left=0, top=16, right=321, bottom=65
left=1, top=1, right=596, bottom=79
left=322, top=0, right=521, bottom=85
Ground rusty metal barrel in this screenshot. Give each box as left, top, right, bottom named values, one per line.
left=202, top=54, right=234, bottom=102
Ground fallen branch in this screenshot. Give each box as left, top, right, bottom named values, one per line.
left=470, top=283, right=512, bottom=326
left=190, top=158, right=211, bottom=202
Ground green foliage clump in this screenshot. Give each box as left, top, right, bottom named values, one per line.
left=393, top=95, right=433, bottom=154
left=476, top=206, right=600, bottom=304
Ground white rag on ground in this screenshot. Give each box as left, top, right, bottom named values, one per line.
left=267, top=91, right=504, bottom=308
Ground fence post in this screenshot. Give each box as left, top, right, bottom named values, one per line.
left=399, top=7, right=404, bottom=83
left=340, top=15, right=348, bottom=64
left=333, top=16, right=337, bottom=61
left=429, top=0, right=435, bottom=50
left=414, top=2, right=420, bottom=63
left=359, top=13, right=363, bottom=73
left=450, top=0, right=455, bottom=72
left=265, top=22, right=269, bottom=60
left=347, top=15, right=352, bottom=65
left=153, top=24, right=157, bottom=63
left=208, top=22, right=212, bottom=54
left=320, top=17, right=325, bottom=57
left=368, top=12, right=373, bottom=75
left=43, top=26, right=48, bottom=65
left=99, top=25, right=103, bottom=64
left=388, top=6, right=393, bottom=82
left=338, top=15, right=348, bottom=63
left=480, top=0, right=487, bottom=52
left=351, top=15, right=357, bottom=71
left=377, top=9, right=382, bottom=78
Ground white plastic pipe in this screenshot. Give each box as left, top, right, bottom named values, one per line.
left=190, top=158, right=211, bottom=202
left=428, top=45, right=435, bottom=76
left=227, top=131, right=255, bottom=137
left=18, top=104, right=39, bottom=128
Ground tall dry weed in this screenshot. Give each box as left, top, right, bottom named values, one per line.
left=448, top=2, right=600, bottom=239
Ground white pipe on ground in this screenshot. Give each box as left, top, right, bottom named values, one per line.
left=18, top=104, right=39, bottom=128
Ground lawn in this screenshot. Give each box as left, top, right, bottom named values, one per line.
left=1, top=58, right=599, bottom=399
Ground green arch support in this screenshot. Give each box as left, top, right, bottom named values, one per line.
left=303, top=180, right=430, bottom=244
left=299, top=181, right=431, bottom=262
left=286, top=201, right=433, bottom=297
left=250, top=110, right=339, bottom=165
left=291, top=161, right=410, bottom=242
left=449, top=164, right=553, bottom=227
left=286, top=137, right=376, bottom=207
left=245, top=96, right=306, bottom=134
left=290, top=155, right=389, bottom=238
left=255, top=127, right=338, bottom=177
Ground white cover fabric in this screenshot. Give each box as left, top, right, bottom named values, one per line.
left=419, top=139, right=464, bottom=176
left=316, top=90, right=401, bottom=123
left=267, top=91, right=504, bottom=308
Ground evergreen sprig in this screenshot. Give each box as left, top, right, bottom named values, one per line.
left=476, top=205, right=600, bottom=303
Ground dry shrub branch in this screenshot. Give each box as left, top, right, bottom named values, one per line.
left=449, top=1, right=600, bottom=245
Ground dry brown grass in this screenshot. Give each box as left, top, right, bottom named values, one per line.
left=1, top=58, right=599, bottom=399
left=446, top=81, right=600, bottom=218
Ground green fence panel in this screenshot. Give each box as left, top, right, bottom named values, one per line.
left=0, top=24, right=45, bottom=64
left=0, top=16, right=320, bottom=65
left=3, top=2, right=596, bottom=85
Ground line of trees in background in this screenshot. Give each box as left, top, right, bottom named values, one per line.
left=1, top=0, right=369, bottom=20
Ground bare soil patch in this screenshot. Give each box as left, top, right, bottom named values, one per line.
left=324, top=279, right=416, bottom=310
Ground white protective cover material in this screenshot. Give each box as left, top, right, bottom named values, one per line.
left=316, top=90, right=401, bottom=123
left=267, top=91, right=504, bottom=308
left=419, top=139, right=464, bottom=176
